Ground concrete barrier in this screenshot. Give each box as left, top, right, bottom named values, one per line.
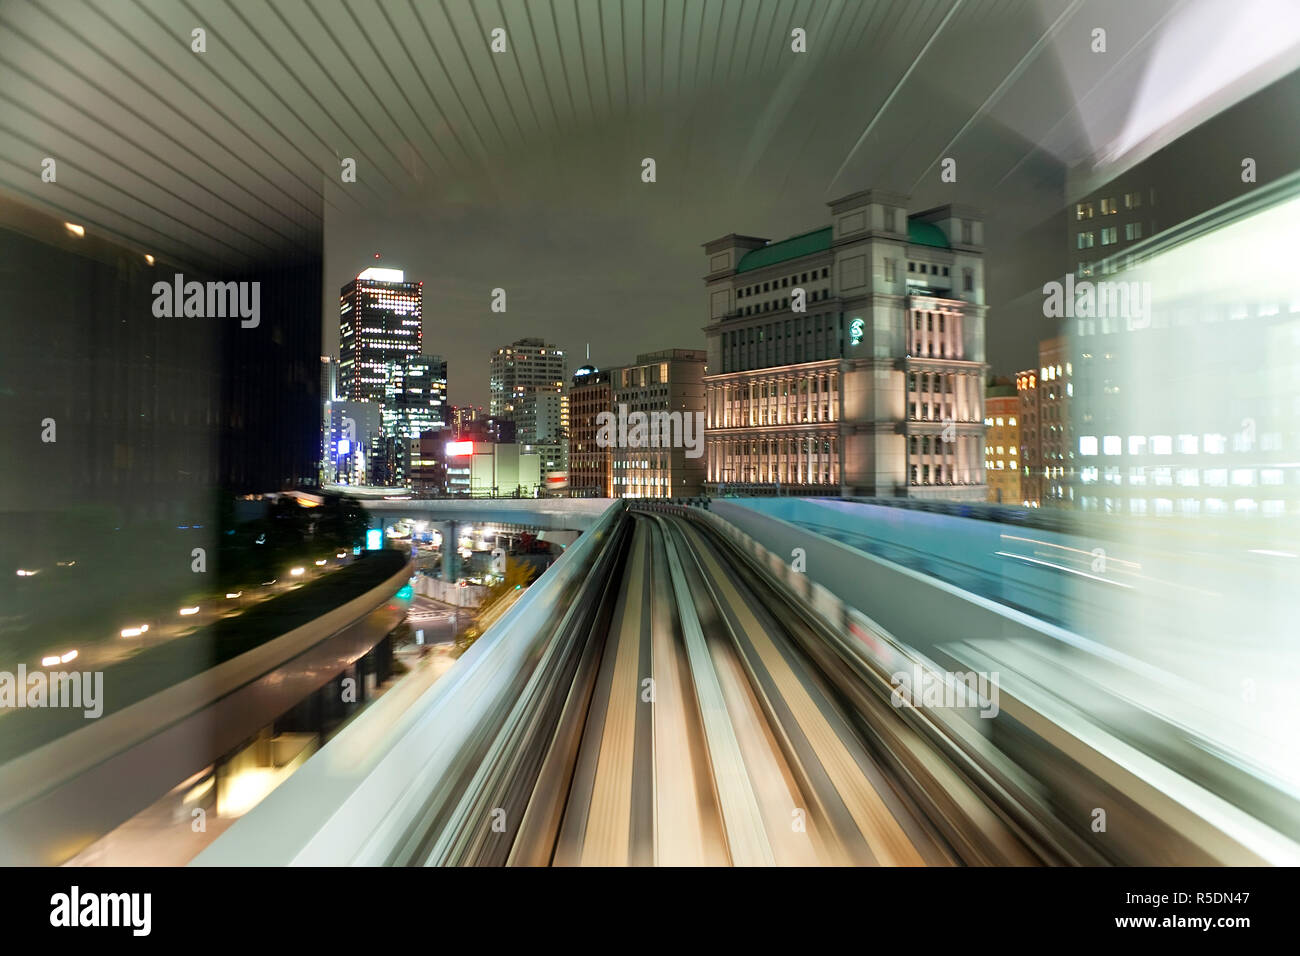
left=0, top=554, right=414, bottom=865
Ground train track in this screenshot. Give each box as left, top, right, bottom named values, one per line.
left=395, top=506, right=1041, bottom=866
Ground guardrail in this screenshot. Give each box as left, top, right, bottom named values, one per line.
left=702, top=499, right=1300, bottom=865
left=192, top=500, right=626, bottom=866
left=0, top=550, right=414, bottom=865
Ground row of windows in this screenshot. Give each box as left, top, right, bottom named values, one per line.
left=1076, top=191, right=1148, bottom=220
left=1081, top=466, right=1292, bottom=486
left=1079, top=433, right=1274, bottom=457
left=739, top=289, right=830, bottom=315
left=737, top=268, right=831, bottom=299
left=1076, top=222, right=1144, bottom=248
left=909, top=262, right=950, bottom=276
left=910, top=436, right=985, bottom=455
left=1080, top=497, right=1289, bottom=516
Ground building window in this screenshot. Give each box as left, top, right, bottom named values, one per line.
left=908, top=262, right=915, bottom=272
left=1075, top=202, right=1094, bottom=221
left=1124, top=222, right=1143, bottom=241
left=962, top=268, right=973, bottom=292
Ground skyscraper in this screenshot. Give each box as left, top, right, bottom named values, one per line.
left=489, top=338, right=567, bottom=434
left=377, top=353, right=448, bottom=487
left=383, top=353, right=448, bottom=442
left=490, top=338, right=568, bottom=480
left=339, top=267, right=423, bottom=404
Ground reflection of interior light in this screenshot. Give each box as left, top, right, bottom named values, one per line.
left=220, top=768, right=276, bottom=817
left=64, top=222, right=84, bottom=237
left=183, top=776, right=214, bottom=805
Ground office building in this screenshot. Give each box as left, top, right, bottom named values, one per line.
left=1016, top=368, right=1042, bottom=507
left=382, top=354, right=447, bottom=441
left=1069, top=174, right=1300, bottom=517
left=443, top=437, right=540, bottom=498
left=1060, top=71, right=1300, bottom=516
left=339, top=267, right=423, bottom=404
left=569, top=366, right=615, bottom=496
left=452, top=405, right=484, bottom=438
left=612, top=349, right=708, bottom=499
left=490, top=338, right=568, bottom=481
left=702, top=191, right=988, bottom=498
left=322, top=400, right=382, bottom=486
left=984, top=381, right=1021, bottom=505
left=489, top=338, right=566, bottom=433
left=1038, top=336, right=1074, bottom=507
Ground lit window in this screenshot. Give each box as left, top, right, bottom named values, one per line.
left=1150, top=435, right=1172, bottom=455
left=1079, top=436, right=1098, bottom=456
left=1103, top=435, right=1121, bottom=456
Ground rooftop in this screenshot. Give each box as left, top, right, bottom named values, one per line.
left=734, top=216, right=951, bottom=275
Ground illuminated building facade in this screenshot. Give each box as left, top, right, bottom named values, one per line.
left=1038, top=336, right=1074, bottom=507
left=490, top=338, right=568, bottom=482
left=984, top=383, right=1021, bottom=505
left=451, top=405, right=484, bottom=438
left=1016, top=368, right=1042, bottom=506
left=324, top=400, right=382, bottom=486
left=611, top=350, right=707, bottom=499
left=569, top=366, right=615, bottom=496
left=702, top=191, right=988, bottom=498
left=1070, top=175, right=1300, bottom=517
left=339, top=267, right=423, bottom=404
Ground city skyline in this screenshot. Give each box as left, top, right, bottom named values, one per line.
left=2, top=0, right=1297, bottom=895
